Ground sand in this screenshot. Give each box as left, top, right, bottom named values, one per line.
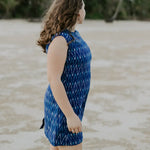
left=0, top=19, right=150, bottom=150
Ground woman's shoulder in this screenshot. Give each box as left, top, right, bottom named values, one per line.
left=46, top=29, right=75, bottom=53
left=47, top=36, right=68, bottom=53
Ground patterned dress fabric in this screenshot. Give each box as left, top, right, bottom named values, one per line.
left=41, top=29, right=92, bottom=146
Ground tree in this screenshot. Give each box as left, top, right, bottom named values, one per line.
left=105, top=0, right=123, bottom=22
left=0, top=0, right=19, bottom=18
left=111, top=0, right=124, bottom=21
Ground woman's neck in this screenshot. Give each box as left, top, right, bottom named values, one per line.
left=67, top=24, right=76, bottom=32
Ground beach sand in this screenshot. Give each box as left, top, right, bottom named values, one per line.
left=0, top=19, right=150, bottom=150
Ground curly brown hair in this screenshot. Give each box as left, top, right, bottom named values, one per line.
left=37, top=0, right=83, bottom=53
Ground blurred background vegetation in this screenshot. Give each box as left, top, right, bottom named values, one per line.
left=0, top=0, right=150, bottom=21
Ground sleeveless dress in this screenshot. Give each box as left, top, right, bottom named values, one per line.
left=40, top=29, right=92, bottom=146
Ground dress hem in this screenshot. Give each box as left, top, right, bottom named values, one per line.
left=44, top=130, right=83, bottom=146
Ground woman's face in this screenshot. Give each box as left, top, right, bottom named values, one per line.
left=77, top=1, right=86, bottom=24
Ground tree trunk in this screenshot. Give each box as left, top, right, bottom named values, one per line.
left=105, top=0, right=124, bottom=22
left=112, top=0, right=124, bottom=20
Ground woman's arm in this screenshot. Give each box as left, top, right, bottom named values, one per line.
left=47, top=36, right=75, bottom=119
left=46, top=35, right=82, bottom=134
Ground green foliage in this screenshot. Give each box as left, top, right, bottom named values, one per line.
left=84, top=0, right=104, bottom=19
left=0, top=0, right=19, bottom=18
left=0, top=0, right=150, bottom=20
left=134, top=0, right=150, bottom=19
left=0, top=0, right=50, bottom=19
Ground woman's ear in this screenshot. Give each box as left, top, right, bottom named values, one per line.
left=77, top=14, right=80, bottom=23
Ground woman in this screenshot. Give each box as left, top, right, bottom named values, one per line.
left=37, top=0, right=92, bottom=149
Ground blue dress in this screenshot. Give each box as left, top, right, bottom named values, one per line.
left=40, top=29, right=92, bottom=146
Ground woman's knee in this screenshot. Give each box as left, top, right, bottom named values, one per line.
left=57, top=142, right=82, bottom=150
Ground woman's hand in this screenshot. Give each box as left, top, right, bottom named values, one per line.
left=66, top=113, right=82, bottom=134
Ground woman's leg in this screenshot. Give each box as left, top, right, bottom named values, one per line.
left=57, top=142, right=82, bottom=150
left=50, top=143, right=59, bottom=150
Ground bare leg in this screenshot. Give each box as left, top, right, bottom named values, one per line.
left=57, top=142, right=82, bottom=150
left=50, top=143, right=59, bottom=150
